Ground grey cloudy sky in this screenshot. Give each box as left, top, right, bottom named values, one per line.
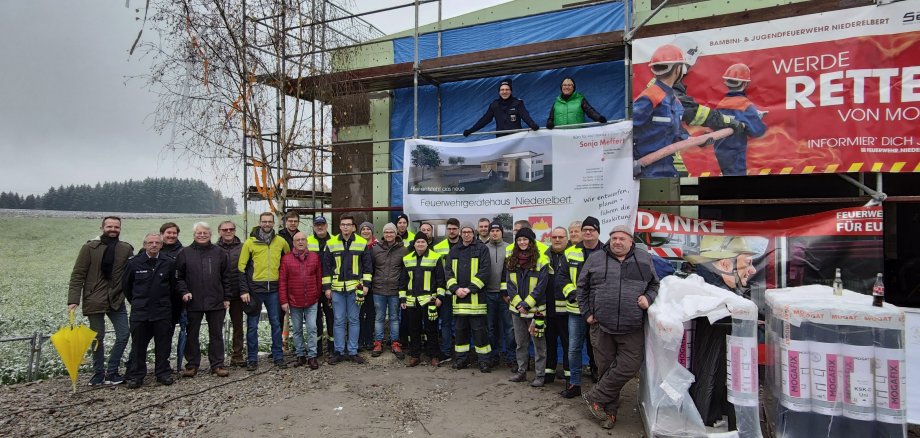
left=0, top=0, right=509, bottom=198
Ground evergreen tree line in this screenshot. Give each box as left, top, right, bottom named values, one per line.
left=0, top=178, right=238, bottom=214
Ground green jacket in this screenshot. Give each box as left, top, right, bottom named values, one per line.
left=68, top=238, right=135, bottom=315
left=547, top=91, right=605, bottom=127
left=238, top=227, right=290, bottom=293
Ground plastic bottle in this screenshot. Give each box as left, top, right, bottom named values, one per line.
left=833, top=268, right=843, bottom=297
left=872, top=273, right=885, bottom=307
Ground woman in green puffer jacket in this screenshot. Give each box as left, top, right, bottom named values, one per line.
left=546, top=77, right=607, bottom=129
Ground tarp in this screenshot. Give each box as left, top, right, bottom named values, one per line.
left=402, top=122, right=638, bottom=235
left=389, top=2, right=627, bottom=206
left=632, top=3, right=920, bottom=178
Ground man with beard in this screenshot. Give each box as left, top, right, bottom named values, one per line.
left=433, top=218, right=461, bottom=362
left=324, top=214, right=373, bottom=364
left=68, top=216, right=134, bottom=385
left=684, top=236, right=759, bottom=428
left=578, top=225, right=658, bottom=430
left=445, top=224, right=492, bottom=373
left=177, top=222, right=232, bottom=378
left=239, top=212, right=291, bottom=370
left=157, top=222, right=187, bottom=371
left=477, top=218, right=491, bottom=243
left=217, top=220, right=246, bottom=367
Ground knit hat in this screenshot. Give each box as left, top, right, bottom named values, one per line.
left=383, top=223, right=397, bottom=233
left=609, top=224, right=634, bottom=239
left=414, top=233, right=429, bottom=244
left=489, top=221, right=503, bottom=231
left=396, top=213, right=409, bottom=225
left=516, top=227, right=537, bottom=243
left=460, top=223, right=475, bottom=232
left=359, top=222, right=373, bottom=232
left=499, top=78, right=512, bottom=90
left=582, top=216, right=600, bottom=231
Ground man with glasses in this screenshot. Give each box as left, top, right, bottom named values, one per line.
left=433, top=218, right=461, bottom=362
left=560, top=216, right=604, bottom=398
left=544, top=227, right=572, bottom=384
left=217, top=220, right=246, bottom=367
left=239, top=212, right=291, bottom=370
left=308, top=216, right=336, bottom=357
left=445, top=224, right=492, bottom=373
left=323, top=214, right=372, bottom=364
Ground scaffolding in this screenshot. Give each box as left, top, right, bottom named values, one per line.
left=240, top=0, right=889, bottom=229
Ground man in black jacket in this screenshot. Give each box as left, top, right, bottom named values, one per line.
left=464, top=79, right=540, bottom=137
left=217, top=220, right=246, bottom=366
left=123, top=232, right=180, bottom=388
left=177, top=222, right=232, bottom=378
left=577, top=225, right=659, bottom=429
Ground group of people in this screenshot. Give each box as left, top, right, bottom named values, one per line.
left=67, top=212, right=660, bottom=429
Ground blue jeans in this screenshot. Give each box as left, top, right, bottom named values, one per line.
left=290, top=304, right=319, bottom=358
left=247, top=291, right=283, bottom=362
left=87, top=305, right=129, bottom=374
left=373, top=294, right=400, bottom=342
left=486, top=292, right=514, bottom=363
left=332, top=291, right=360, bottom=355
left=439, top=298, right=454, bottom=358
left=568, top=313, right=588, bottom=386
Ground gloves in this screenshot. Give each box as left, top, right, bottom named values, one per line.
left=533, top=314, right=545, bottom=338
left=546, top=121, right=554, bottom=130
left=355, top=289, right=365, bottom=306
left=728, top=119, right=746, bottom=136
left=462, top=129, right=472, bottom=137
left=530, top=124, right=539, bottom=131
left=427, top=304, right=438, bottom=321
left=598, top=116, right=607, bottom=124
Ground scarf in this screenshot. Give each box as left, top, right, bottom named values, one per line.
left=100, top=235, right=119, bottom=280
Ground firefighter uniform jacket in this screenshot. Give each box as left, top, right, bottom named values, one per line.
left=633, top=79, right=686, bottom=178
left=562, top=242, right=604, bottom=315
left=544, top=247, right=571, bottom=316
left=501, top=253, right=550, bottom=318
left=397, top=230, right=416, bottom=248
left=505, top=240, right=549, bottom=256
left=324, top=233, right=372, bottom=292
left=399, top=249, right=446, bottom=307
left=714, top=91, right=767, bottom=176
left=445, top=240, right=491, bottom=315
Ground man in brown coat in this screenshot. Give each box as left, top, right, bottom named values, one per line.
left=68, top=216, right=135, bottom=385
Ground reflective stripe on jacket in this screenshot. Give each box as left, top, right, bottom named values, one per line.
left=399, top=249, right=446, bottom=307
left=445, top=240, right=491, bottom=315
left=325, top=233, right=372, bottom=292
left=501, top=252, right=550, bottom=318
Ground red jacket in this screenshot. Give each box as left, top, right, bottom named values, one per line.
left=279, top=250, right=322, bottom=308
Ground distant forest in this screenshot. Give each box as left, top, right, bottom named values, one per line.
left=0, top=178, right=237, bottom=214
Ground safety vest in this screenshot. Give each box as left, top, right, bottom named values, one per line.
left=307, top=232, right=334, bottom=253
left=445, top=241, right=489, bottom=315
left=398, top=229, right=416, bottom=248
left=562, top=242, right=603, bottom=314
left=432, top=237, right=458, bottom=256
left=544, top=247, right=570, bottom=313
left=502, top=253, right=550, bottom=317
left=326, top=233, right=371, bottom=292
left=399, top=250, right=445, bottom=307
left=505, top=240, right=549, bottom=257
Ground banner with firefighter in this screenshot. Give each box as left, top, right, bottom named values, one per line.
left=631, top=3, right=920, bottom=178
left=403, top=122, right=639, bottom=242
left=637, top=206, right=884, bottom=310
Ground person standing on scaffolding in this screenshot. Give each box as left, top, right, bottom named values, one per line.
left=545, top=77, right=607, bottom=129
left=463, top=79, right=540, bottom=138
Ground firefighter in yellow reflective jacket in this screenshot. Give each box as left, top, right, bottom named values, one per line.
left=445, top=223, right=492, bottom=372
left=432, top=218, right=461, bottom=361
left=322, top=214, right=373, bottom=364
left=502, top=227, right=550, bottom=387
left=399, top=233, right=445, bottom=367
left=560, top=216, right=604, bottom=398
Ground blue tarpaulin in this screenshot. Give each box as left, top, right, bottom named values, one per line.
left=389, top=2, right=627, bottom=207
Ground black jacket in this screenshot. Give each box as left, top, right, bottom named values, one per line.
left=176, top=241, right=232, bottom=311
left=278, top=227, right=299, bottom=250
left=576, top=245, right=659, bottom=334
left=122, top=253, right=179, bottom=323
left=468, top=96, right=539, bottom=136
left=218, top=236, right=243, bottom=299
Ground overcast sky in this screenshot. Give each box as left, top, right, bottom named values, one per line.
left=0, top=0, right=510, bottom=198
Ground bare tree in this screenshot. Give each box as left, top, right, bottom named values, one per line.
left=132, top=0, right=382, bottom=214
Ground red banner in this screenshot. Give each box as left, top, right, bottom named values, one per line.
left=632, top=4, right=920, bottom=178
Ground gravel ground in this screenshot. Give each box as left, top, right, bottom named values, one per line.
left=0, top=352, right=645, bottom=438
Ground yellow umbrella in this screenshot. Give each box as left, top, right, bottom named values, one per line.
left=50, top=310, right=97, bottom=393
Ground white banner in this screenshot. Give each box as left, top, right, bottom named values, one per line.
left=403, top=122, right=639, bottom=241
